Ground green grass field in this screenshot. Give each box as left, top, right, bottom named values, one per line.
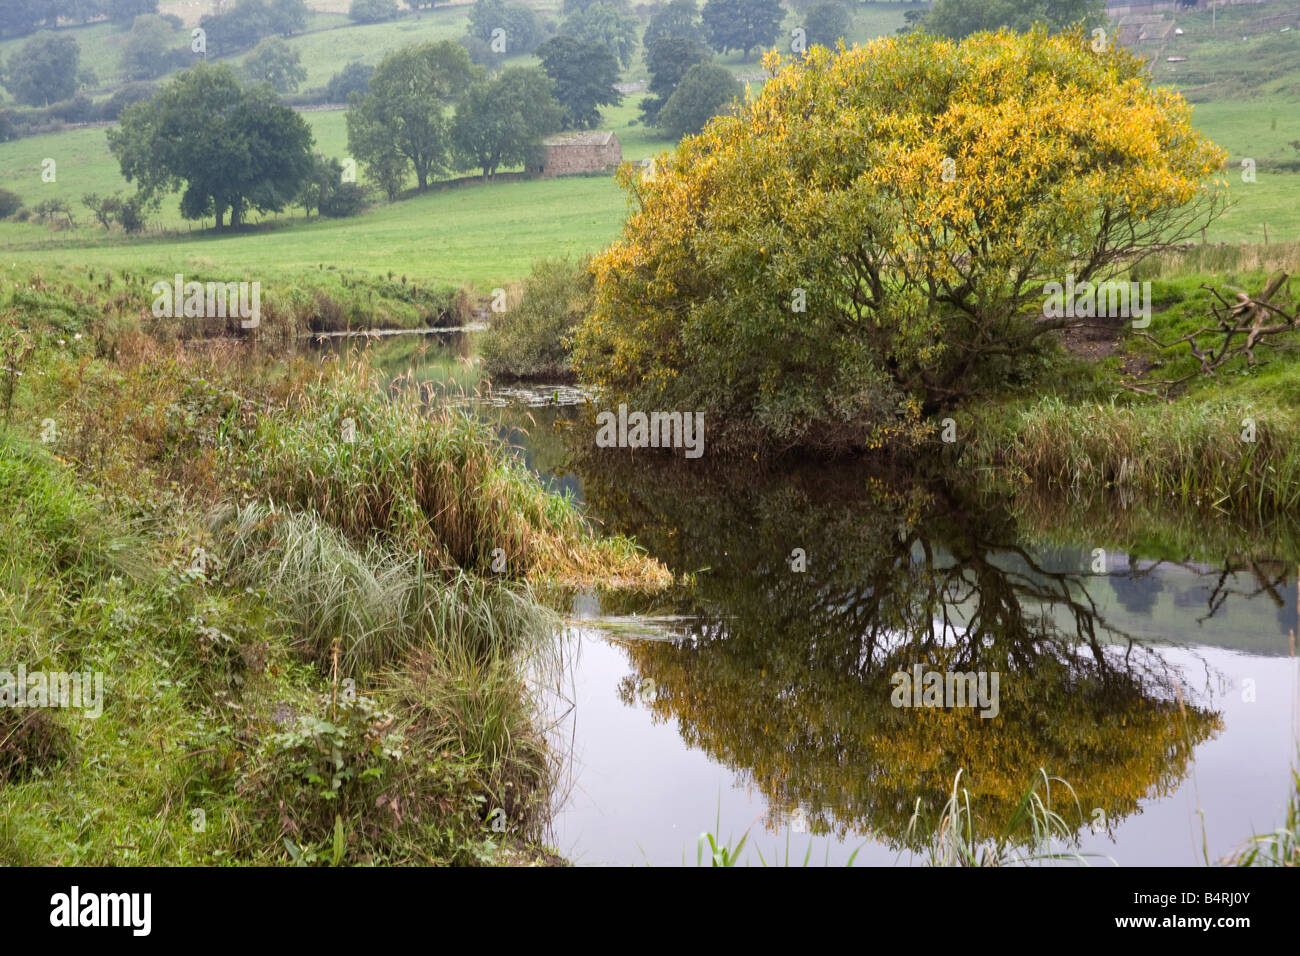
left=1156, top=2, right=1300, bottom=102
left=2, top=96, right=1294, bottom=288
left=0, top=172, right=628, bottom=287
left=260, top=9, right=474, bottom=91
left=0, top=101, right=675, bottom=286
left=1, top=1, right=1297, bottom=288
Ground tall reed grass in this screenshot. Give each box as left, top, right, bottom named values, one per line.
left=978, top=396, right=1300, bottom=518
left=906, top=768, right=1102, bottom=866
left=243, top=364, right=669, bottom=588
left=1226, top=764, right=1300, bottom=867
left=214, top=502, right=558, bottom=675
left=1139, top=240, right=1300, bottom=280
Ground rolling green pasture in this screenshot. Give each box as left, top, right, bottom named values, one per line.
left=0, top=102, right=674, bottom=287
left=264, top=9, right=474, bottom=91
left=0, top=172, right=629, bottom=287
left=0, top=1, right=1297, bottom=288
left=2, top=93, right=1296, bottom=289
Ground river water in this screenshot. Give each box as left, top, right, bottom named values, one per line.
left=316, top=330, right=1300, bottom=867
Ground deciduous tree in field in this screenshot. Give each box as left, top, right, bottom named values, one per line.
left=241, top=35, right=307, bottom=93
left=655, top=62, right=741, bottom=139
left=803, top=1, right=850, bottom=48
left=268, top=0, right=309, bottom=36
left=2, top=31, right=79, bottom=106
left=643, top=0, right=703, bottom=51
left=349, top=0, right=399, bottom=23
left=573, top=28, right=1227, bottom=455
left=561, top=1, right=640, bottom=68
left=107, top=63, right=314, bottom=230
left=701, top=0, right=785, bottom=60
left=466, top=0, right=545, bottom=56
left=452, top=67, right=564, bottom=179
left=345, top=41, right=478, bottom=192
left=639, top=34, right=712, bottom=125
left=326, top=61, right=374, bottom=102
left=121, top=14, right=175, bottom=82
left=536, top=35, right=621, bottom=130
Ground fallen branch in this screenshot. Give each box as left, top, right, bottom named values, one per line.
left=1127, top=272, right=1296, bottom=394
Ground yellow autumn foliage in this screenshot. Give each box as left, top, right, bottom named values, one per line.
left=573, top=26, right=1227, bottom=455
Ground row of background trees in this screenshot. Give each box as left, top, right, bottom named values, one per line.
left=16, top=0, right=1124, bottom=231
left=0, top=0, right=313, bottom=42
left=3, top=0, right=1111, bottom=123
left=98, top=46, right=566, bottom=230
left=6, top=0, right=1093, bottom=118
left=0, top=0, right=852, bottom=104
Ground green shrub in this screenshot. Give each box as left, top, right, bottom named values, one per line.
left=348, top=0, right=398, bottom=23
left=0, top=189, right=22, bottom=219
left=480, top=256, right=592, bottom=381
left=320, top=181, right=366, bottom=218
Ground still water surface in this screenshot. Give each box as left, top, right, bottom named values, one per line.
left=320, top=331, right=1300, bottom=867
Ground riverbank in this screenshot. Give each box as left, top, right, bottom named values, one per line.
left=6, top=257, right=1300, bottom=866
left=0, top=272, right=667, bottom=865
left=964, top=246, right=1300, bottom=517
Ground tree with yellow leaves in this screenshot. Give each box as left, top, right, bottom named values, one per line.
left=573, top=26, right=1227, bottom=455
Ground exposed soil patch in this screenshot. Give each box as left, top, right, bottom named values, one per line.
left=1049, top=302, right=1176, bottom=369
left=1055, top=315, right=1129, bottom=361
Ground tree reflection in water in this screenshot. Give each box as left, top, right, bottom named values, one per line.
left=568, top=453, right=1226, bottom=850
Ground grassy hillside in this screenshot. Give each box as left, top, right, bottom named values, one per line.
left=0, top=1, right=911, bottom=106
left=1, top=98, right=1294, bottom=288
left=0, top=0, right=1297, bottom=288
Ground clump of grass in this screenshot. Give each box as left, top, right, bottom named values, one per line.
left=1226, top=764, right=1300, bottom=867
left=380, top=641, right=558, bottom=849
left=449, top=283, right=477, bottom=327
left=244, top=363, right=669, bottom=588
left=0, top=381, right=569, bottom=866
left=234, top=684, right=473, bottom=865
left=228, top=577, right=561, bottom=865
left=906, top=768, right=1101, bottom=867
left=1148, top=240, right=1300, bottom=280
left=975, top=395, right=1300, bottom=517
left=215, top=501, right=558, bottom=676
left=0, top=709, right=71, bottom=785
left=697, top=829, right=750, bottom=867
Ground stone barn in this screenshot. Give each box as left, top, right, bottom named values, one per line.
left=528, top=131, right=622, bottom=179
